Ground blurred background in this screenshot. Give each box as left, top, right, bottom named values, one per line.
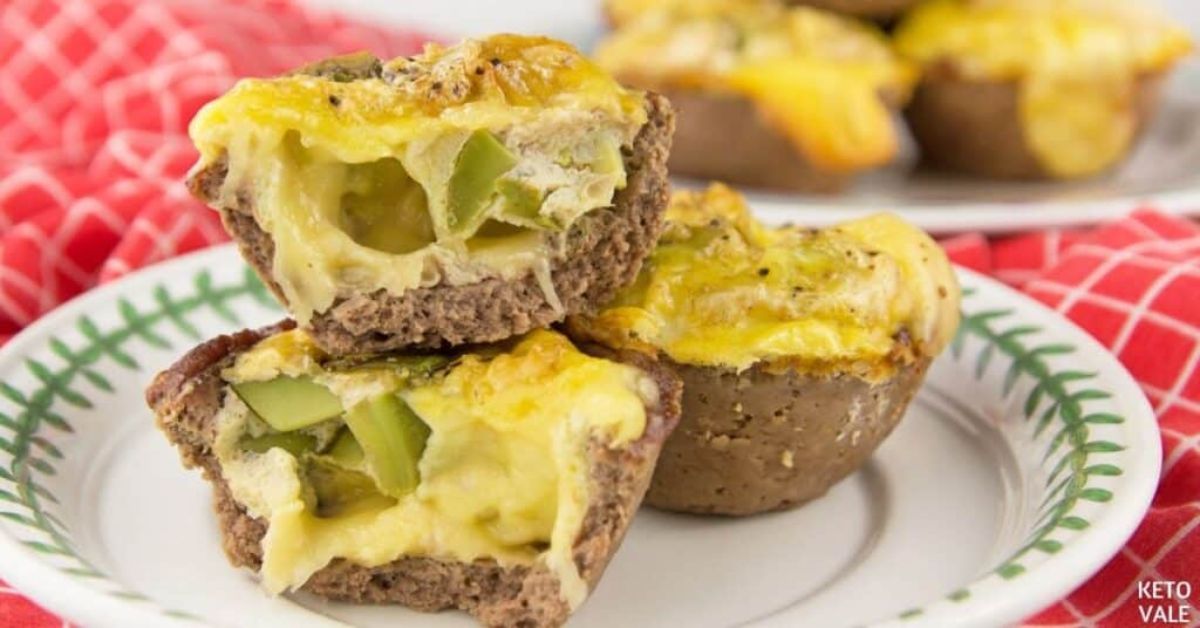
left=306, top=0, right=1200, bottom=48
left=295, top=0, right=1200, bottom=231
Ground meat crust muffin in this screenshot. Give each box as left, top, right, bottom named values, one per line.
left=596, top=1, right=915, bottom=192
left=147, top=324, right=681, bottom=627
left=894, top=0, right=1192, bottom=180
left=187, top=35, right=675, bottom=354
left=567, top=185, right=959, bottom=515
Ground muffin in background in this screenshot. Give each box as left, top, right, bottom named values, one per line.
left=894, top=0, right=1193, bottom=180
left=596, top=0, right=916, bottom=192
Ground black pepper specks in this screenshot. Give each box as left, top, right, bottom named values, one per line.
left=757, top=268, right=770, bottom=277
left=328, top=94, right=341, bottom=107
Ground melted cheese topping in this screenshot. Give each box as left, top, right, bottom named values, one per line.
left=190, top=35, right=647, bottom=324
left=217, top=330, right=654, bottom=608
left=595, top=1, right=914, bottom=171
left=570, top=185, right=960, bottom=375
left=895, top=0, right=1192, bottom=178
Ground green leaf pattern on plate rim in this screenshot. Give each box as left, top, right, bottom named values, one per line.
left=0, top=267, right=274, bottom=620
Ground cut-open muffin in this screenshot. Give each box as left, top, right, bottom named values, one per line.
left=595, top=2, right=914, bottom=192
left=567, top=185, right=959, bottom=515
left=146, top=324, right=681, bottom=626
left=895, top=0, right=1192, bottom=180
left=187, top=35, right=674, bottom=354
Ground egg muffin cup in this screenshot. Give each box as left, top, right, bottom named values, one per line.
left=147, top=322, right=681, bottom=627
left=596, top=3, right=914, bottom=193
left=567, top=185, right=960, bottom=515
left=895, top=0, right=1192, bottom=180
left=187, top=37, right=674, bottom=355
left=905, top=69, right=1166, bottom=180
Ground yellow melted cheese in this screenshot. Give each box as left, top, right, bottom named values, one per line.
left=216, top=329, right=655, bottom=609
left=895, top=0, right=1192, bottom=178
left=190, top=35, right=647, bottom=324
left=595, top=1, right=915, bottom=171
left=571, top=185, right=960, bottom=374
left=604, top=0, right=747, bottom=27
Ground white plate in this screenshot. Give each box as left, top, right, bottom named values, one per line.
left=305, top=0, right=1200, bottom=234
left=0, top=243, right=1160, bottom=627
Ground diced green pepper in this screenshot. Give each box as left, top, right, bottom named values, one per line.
left=497, top=179, right=552, bottom=228
left=327, top=428, right=365, bottom=468
left=306, top=458, right=394, bottom=518
left=232, top=376, right=343, bottom=432
left=239, top=432, right=317, bottom=457
left=343, top=393, right=431, bottom=498
left=447, top=130, right=518, bottom=235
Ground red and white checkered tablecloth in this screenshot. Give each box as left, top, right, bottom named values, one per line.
left=942, top=217, right=1200, bottom=626
left=0, top=0, right=1197, bottom=626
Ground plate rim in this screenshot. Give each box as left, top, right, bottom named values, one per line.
left=854, top=267, right=1159, bottom=627
left=0, top=248, right=236, bottom=628
left=0, top=245, right=1163, bottom=628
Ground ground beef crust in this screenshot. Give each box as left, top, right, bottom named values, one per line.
left=188, top=57, right=674, bottom=355
left=145, top=325, right=681, bottom=628
left=644, top=356, right=931, bottom=515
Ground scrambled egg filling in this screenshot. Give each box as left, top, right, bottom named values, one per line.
left=189, top=35, right=647, bottom=324
left=895, top=0, right=1192, bottom=178
left=214, top=329, right=655, bottom=609
left=573, top=185, right=960, bottom=375
left=595, top=0, right=914, bottom=171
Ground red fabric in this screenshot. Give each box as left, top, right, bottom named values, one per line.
left=944, top=213, right=1200, bottom=626
left=1, top=0, right=1197, bottom=625
left=0, top=0, right=431, bottom=346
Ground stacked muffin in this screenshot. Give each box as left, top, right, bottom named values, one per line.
left=147, top=35, right=683, bottom=627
